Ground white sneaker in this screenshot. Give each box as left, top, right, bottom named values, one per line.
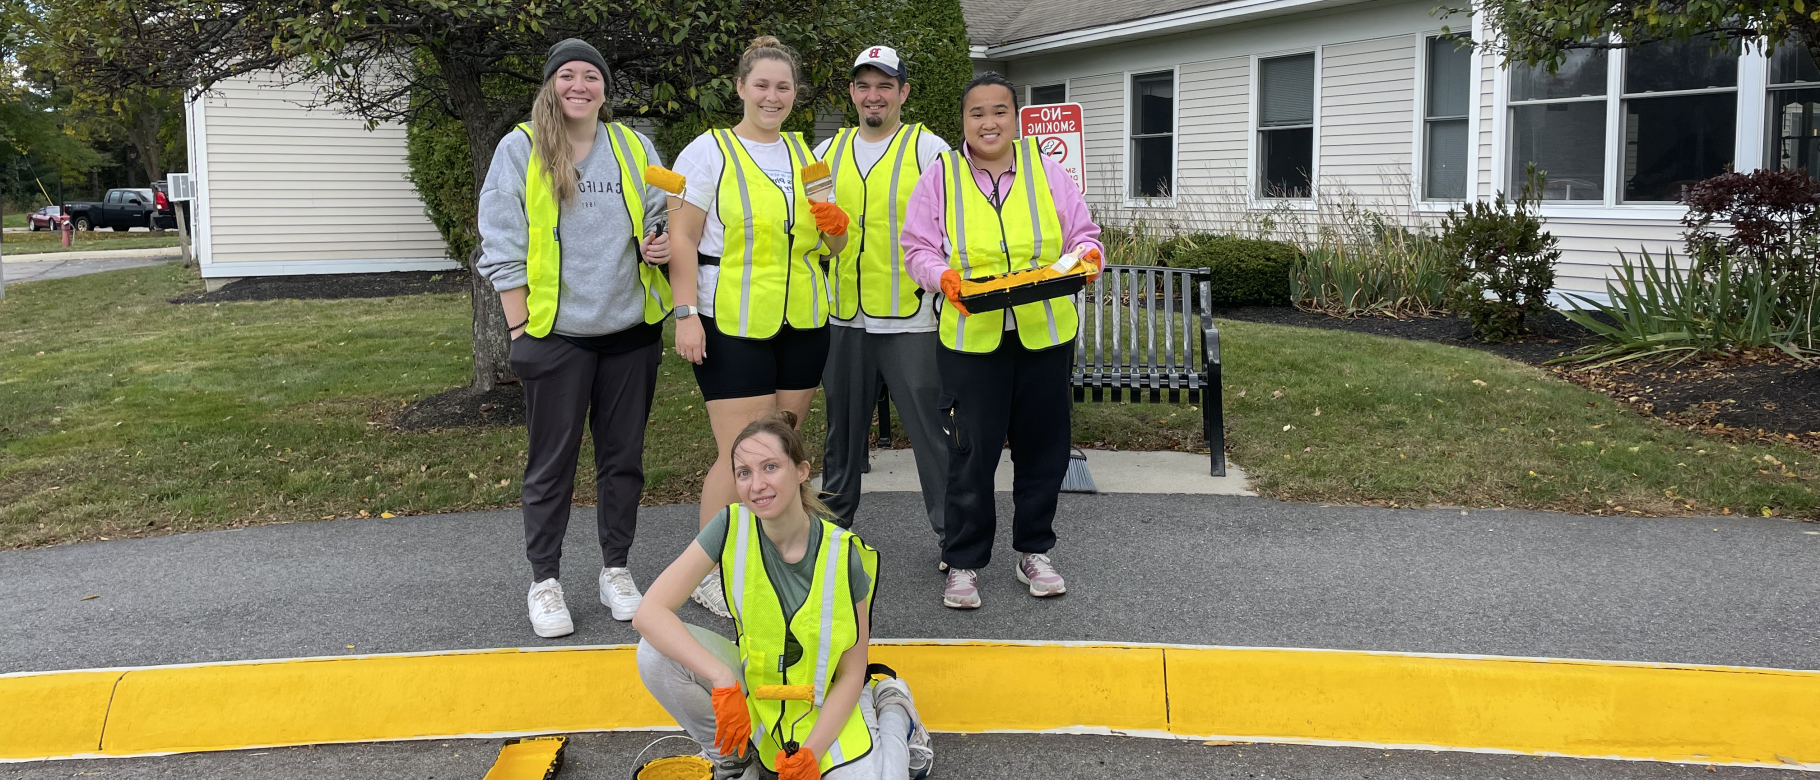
left=527, top=578, right=574, bottom=638
left=873, top=677, right=933, bottom=779
left=692, top=571, right=732, bottom=618
left=599, top=567, right=643, bottom=621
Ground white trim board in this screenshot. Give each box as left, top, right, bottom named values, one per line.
left=984, top=0, right=1376, bottom=59
left=200, top=257, right=459, bottom=278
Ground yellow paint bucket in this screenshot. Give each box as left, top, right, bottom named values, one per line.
left=632, top=753, right=714, bottom=780
left=632, top=735, right=715, bottom=780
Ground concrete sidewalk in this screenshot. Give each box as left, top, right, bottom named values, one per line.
left=2, top=249, right=179, bottom=285
left=819, top=447, right=1255, bottom=495
left=4, top=494, right=1815, bottom=675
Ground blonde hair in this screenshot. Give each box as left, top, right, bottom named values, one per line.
left=737, top=35, right=800, bottom=84
left=530, top=71, right=612, bottom=207
left=730, top=410, right=833, bottom=520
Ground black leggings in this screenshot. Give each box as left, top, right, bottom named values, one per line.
left=690, top=315, right=831, bottom=401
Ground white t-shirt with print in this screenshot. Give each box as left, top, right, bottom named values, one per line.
left=673, top=131, right=800, bottom=318
left=812, top=127, right=951, bottom=334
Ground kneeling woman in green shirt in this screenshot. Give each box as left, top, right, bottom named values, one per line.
left=634, top=412, right=934, bottom=779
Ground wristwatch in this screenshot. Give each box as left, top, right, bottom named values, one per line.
left=674, top=304, right=698, bottom=319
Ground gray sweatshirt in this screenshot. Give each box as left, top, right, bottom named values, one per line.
left=477, top=123, right=668, bottom=337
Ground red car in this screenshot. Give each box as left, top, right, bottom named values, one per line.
left=27, top=205, right=68, bottom=231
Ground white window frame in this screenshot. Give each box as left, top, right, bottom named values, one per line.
left=1123, top=65, right=1180, bottom=206
left=1494, top=38, right=1771, bottom=220
left=1413, top=30, right=1477, bottom=209
left=1026, top=82, right=1068, bottom=106
left=1249, top=48, right=1321, bottom=207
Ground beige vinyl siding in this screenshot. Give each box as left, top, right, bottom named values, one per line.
left=1072, top=72, right=1125, bottom=210
left=1544, top=217, right=1686, bottom=295
left=1172, top=56, right=1251, bottom=231
left=1318, top=35, right=1417, bottom=207
left=1475, top=44, right=1497, bottom=199
left=200, top=72, right=446, bottom=267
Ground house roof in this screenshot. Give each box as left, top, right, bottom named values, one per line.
left=963, top=0, right=1235, bottom=48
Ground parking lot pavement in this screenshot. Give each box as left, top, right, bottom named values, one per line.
left=1, top=253, right=178, bottom=285
left=5, top=493, right=1817, bottom=674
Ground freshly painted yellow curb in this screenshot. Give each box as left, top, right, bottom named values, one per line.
left=2, top=642, right=1816, bottom=770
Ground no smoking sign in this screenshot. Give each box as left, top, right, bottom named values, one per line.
left=1019, top=102, right=1085, bottom=193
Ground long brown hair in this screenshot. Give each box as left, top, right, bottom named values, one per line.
left=730, top=410, right=832, bottom=520
left=530, top=70, right=612, bottom=207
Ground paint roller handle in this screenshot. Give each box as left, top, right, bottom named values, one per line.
left=753, top=684, right=815, bottom=701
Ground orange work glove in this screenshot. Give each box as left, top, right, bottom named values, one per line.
left=710, top=684, right=752, bottom=758
left=775, top=747, right=822, bottom=780
left=809, top=201, right=849, bottom=236
left=939, top=269, right=971, bottom=316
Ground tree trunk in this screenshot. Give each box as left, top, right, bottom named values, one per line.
left=127, top=102, right=165, bottom=184
left=436, top=49, right=514, bottom=395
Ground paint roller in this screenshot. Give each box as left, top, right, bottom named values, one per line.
left=643, top=165, right=687, bottom=244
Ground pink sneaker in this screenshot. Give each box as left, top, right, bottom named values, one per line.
left=942, top=568, right=981, bottom=609
left=1016, top=553, right=1067, bottom=597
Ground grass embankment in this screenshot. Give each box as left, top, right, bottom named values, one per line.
left=2, top=229, right=183, bottom=256
left=2, top=265, right=1815, bottom=549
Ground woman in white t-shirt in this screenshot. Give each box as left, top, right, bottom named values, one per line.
left=668, top=35, right=852, bottom=617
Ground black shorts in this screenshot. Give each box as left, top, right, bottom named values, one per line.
left=692, top=315, right=831, bottom=401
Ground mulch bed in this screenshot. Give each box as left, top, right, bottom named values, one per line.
left=1214, top=305, right=1820, bottom=448
left=172, top=270, right=469, bottom=304
left=393, top=383, right=524, bottom=432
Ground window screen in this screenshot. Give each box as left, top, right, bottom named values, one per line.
left=1130, top=71, right=1175, bottom=198
left=1424, top=35, right=1473, bottom=200
left=1259, top=53, right=1315, bottom=197
left=1029, top=84, right=1067, bottom=105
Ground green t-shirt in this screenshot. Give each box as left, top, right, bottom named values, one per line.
left=695, top=507, right=873, bottom=616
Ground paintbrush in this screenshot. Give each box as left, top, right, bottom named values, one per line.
left=800, top=161, right=833, bottom=202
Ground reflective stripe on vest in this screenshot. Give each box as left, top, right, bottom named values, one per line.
left=710, top=129, right=829, bottom=339
left=827, top=124, right=926, bottom=321
left=519, top=122, right=672, bottom=338
left=719, top=504, right=880, bottom=774
left=936, top=137, right=1078, bottom=353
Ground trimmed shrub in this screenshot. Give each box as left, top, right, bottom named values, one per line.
left=1165, top=234, right=1300, bottom=306
left=403, top=108, right=479, bottom=266
left=1439, top=171, right=1560, bottom=342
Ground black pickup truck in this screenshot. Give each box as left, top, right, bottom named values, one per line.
left=63, top=187, right=178, bottom=231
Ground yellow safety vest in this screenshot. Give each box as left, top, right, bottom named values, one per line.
left=519, top=122, right=673, bottom=338
left=937, top=137, right=1079, bottom=353
left=825, top=123, right=929, bottom=321
left=718, top=503, right=881, bottom=774
left=710, top=129, right=830, bottom=339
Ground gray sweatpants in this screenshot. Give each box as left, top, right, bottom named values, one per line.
left=511, top=335, right=661, bottom=581
left=637, top=624, right=910, bottom=780
left=821, top=327, right=947, bottom=535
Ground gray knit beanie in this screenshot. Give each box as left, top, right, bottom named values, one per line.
left=543, top=38, right=611, bottom=84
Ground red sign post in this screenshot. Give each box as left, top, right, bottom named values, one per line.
left=1019, top=103, right=1086, bottom=193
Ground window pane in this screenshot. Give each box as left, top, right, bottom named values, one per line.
left=1425, top=118, right=1469, bottom=200
left=1771, top=40, right=1820, bottom=85
left=1133, top=72, right=1174, bottom=135
left=1769, top=88, right=1820, bottom=174
left=1510, top=49, right=1607, bottom=101
left=1132, top=136, right=1173, bottom=197
left=1261, top=126, right=1313, bottom=197
left=1622, top=92, right=1735, bottom=202
left=1260, top=53, right=1315, bottom=126
left=1427, top=36, right=1473, bottom=118
left=1509, top=102, right=1606, bottom=201
left=1030, top=84, right=1067, bottom=105
left=1624, top=35, right=1738, bottom=93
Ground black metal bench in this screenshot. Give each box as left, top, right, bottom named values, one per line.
left=1071, top=264, right=1226, bottom=476
left=869, top=263, right=1225, bottom=477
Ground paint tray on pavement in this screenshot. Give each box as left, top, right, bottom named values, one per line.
left=482, top=735, right=566, bottom=780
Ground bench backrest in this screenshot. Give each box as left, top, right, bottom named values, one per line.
left=1071, top=264, right=1215, bottom=403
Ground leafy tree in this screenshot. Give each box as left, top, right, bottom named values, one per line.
left=850, top=0, right=972, bottom=146
left=37, top=0, right=869, bottom=392
left=1453, top=0, right=1820, bottom=68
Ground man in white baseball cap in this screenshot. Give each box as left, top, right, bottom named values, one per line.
left=814, top=46, right=952, bottom=561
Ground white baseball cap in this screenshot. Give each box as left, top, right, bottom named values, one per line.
left=852, top=45, right=906, bottom=80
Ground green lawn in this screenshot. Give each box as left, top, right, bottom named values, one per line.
left=2, top=230, right=183, bottom=256
left=1, top=264, right=1814, bottom=549
left=2, top=213, right=26, bottom=229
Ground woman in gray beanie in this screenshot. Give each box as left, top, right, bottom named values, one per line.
left=477, top=38, right=674, bottom=638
